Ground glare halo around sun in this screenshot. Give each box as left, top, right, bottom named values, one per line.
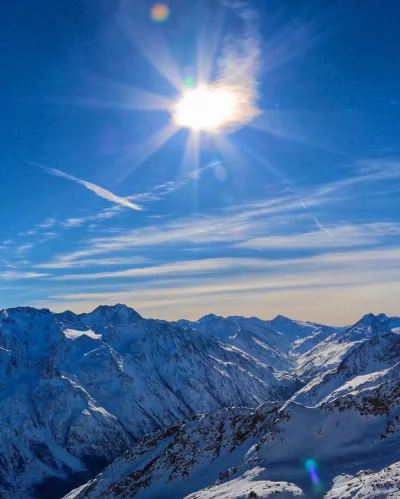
left=173, top=85, right=238, bottom=132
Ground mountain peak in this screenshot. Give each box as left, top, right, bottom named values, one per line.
left=91, top=303, right=132, bottom=314
left=377, top=313, right=388, bottom=320
left=83, top=304, right=142, bottom=324
left=271, top=314, right=291, bottom=324
left=344, top=313, right=392, bottom=339
left=198, top=313, right=223, bottom=322
left=356, top=313, right=379, bottom=326
left=1, top=306, right=53, bottom=320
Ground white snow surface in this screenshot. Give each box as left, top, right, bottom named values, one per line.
left=325, top=461, right=400, bottom=498
left=1, top=305, right=399, bottom=498
left=185, top=467, right=304, bottom=498
left=295, top=313, right=393, bottom=379
left=292, top=330, right=400, bottom=406
left=0, top=305, right=300, bottom=498
left=64, top=369, right=400, bottom=498
left=63, top=328, right=102, bottom=340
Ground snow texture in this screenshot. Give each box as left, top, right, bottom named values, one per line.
left=1, top=305, right=399, bottom=498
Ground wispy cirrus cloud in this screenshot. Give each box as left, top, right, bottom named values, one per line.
left=313, top=159, right=400, bottom=198
left=48, top=257, right=268, bottom=281
left=46, top=244, right=400, bottom=284
left=35, top=198, right=399, bottom=269
left=35, top=256, right=149, bottom=269
left=236, top=222, right=400, bottom=250
left=16, top=161, right=215, bottom=247
left=38, top=194, right=312, bottom=265
left=35, top=246, right=400, bottom=324
left=16, top=243, right=35, bottom=254
left=8, top=156, right=400, bottom=288
left=0, top=271, right=50, bottom=280
left=33, top=163, right=143, bottom=211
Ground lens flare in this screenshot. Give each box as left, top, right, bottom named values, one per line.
left=305, top=458, right=319, bottom=484
left=173, top=85, right=238, bottom=132
left=150, top=3, right=170, bottom=23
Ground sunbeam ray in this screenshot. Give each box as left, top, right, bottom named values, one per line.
left=75, top=74, right=174, bottom=112
left=181, top=130, right=201, bottom=211
left=118, top=1, right=185, bottom=93
left=212, top=132, right=249, bottom=190
left=238, top=142, right=286, bottom=182
left=112, top=122, right=180, bottom=187
left=250, top=111, right=349, bottom=156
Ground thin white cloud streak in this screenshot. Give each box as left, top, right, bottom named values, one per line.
left=48, top=265, right=400, bottom=306
left=313, top=160, right=400, bottom=198
left=313, top=217, right=334, bottom=239
left=49, top=257, right=268, bottom=281
left=16, top=244, right=34, bottom=254
left=46, top=245, right=400, bottom=287
left=43, top=195, right=317, bottom=265
left=0, top=271, right=50, bottom=280
left=42, top=207, right=400, bottom=268
left=37, top=248, right=400, bottom=324
left=5, top=260, right=30, bottom=269
left=35, top=164, right=142, bottom=211
left=19, top=160, right=213, bottom=246
left=36, top=217, right=58, bottom=229
left=14, top=157, right=400, bottom=272
left=23, top=247, right=400, bottom=298
left=35, top=256, right=149, bottom=269
left=39, top=279, right=400, bottom=326
left=236, top=223, right=400, bottom=250
left=58, top=206, right=125, bottom=229
left=3, top=161, right=217, bottom=270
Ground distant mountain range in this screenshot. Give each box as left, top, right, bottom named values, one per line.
left=0, top=304, right=399, bottom=498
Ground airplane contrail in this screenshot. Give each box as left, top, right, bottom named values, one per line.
left=30, top=162, right=142, bottom=211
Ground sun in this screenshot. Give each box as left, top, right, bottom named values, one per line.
left=172, top=85, right=238, bottom=132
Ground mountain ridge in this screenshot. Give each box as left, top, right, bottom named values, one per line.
left=0, top=304, right=399, bottom=498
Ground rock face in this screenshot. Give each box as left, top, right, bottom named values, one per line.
left=1, top=306, right=399, bottom=499
left=64, top=376, right=400, bottom=498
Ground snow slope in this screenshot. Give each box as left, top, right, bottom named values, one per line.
left=186, top=467, right=305, bottom=498
left=64, top=373, right=400, bottom=498
left=325, top=461, right=400, bottom=498
left=1, top=305, right=399, bottom=498
left=176, top=314, right=292, bottom=368
left=295, top=313, right=392, bottom=379
left=293, top=331, right=400, bottom=405
left=178, top=314, right=336, bottom=358
left=0, top=305, right=299, bottom=498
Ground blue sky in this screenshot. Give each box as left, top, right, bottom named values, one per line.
left=1, top=0, right=399, bottom=324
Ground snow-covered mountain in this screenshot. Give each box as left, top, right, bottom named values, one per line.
left=64, top=370, right=400, bottom=498
left=377, top=313, right=400, bottom=333
left=0, top=305, right=300, bottom=498
left=293, top=331, right=400, bottom=406
left=176, top=314, right=292, bottom=369
left=325, top=461, right=400, bottom=498
left=1, top=305, right=399, bottom=498
left=295, top=313, right=393, bottom=379
left=266, top=314, right=330, bottom=342
left=176, top=313, right=334, bottom=361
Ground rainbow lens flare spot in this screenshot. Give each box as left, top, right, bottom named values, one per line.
left=185, top=76, right=195, bottom=88
left=305, top=458, right=319, bottom=484
left=150, top=3, right=170, bottom=22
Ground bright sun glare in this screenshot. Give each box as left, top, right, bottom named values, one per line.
left=173, top=85, right=237, bottom=132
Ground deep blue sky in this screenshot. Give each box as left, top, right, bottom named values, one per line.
left=1, top=0, right=399, bottom=324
